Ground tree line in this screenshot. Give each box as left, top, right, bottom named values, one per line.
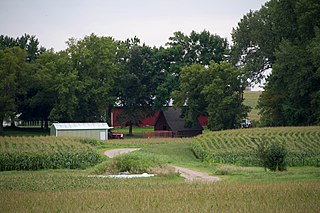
left=0, top=31, right=233, bottom=134
left=1, top=0, right=319, bottom=134
left=232, top=0, right=320, bottom=126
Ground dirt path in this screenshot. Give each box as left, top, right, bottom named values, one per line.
left=104, top=148, right=221, bottom=182
left=104, top=148, right=141, bottom=158
left=173, top=166, right=221, bottom=182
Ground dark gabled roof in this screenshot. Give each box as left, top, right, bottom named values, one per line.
left=162, top=108, right=203, bottom=131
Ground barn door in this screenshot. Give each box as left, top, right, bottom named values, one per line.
left=100, top=131, right=106, bottom=140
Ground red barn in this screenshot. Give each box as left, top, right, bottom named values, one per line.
left=111, top=107, right=208, bottom=128
left=111, top=107, right=159, bottom=127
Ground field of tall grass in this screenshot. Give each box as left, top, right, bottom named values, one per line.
left=0, top=169, right=319, bottom=212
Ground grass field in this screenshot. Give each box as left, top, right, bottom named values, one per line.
left=243, top=91, right=262, bottom=122
left=1, top=169, right=319, bottom=212
left=1, top=127, right=320, bottom=212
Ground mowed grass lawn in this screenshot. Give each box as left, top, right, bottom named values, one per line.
left=1, top=130, right=320, bottom=212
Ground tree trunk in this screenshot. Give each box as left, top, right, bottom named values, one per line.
left=129, top=122, right=133, bottom=136
left=10, top=114, right=16, bottom=127
left=106, top=105, right=113, bottom=125
left=0, top=116, right=4, bottom=134
left=41, top=119, right=44, bottom=129
left=45, top=119, right=49, bottom=129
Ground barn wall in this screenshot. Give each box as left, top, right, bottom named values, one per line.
left=112, top=107, right=160, bottom=127
left=112, top=107, right=207, bottom=127
left=57, top=129, right=106, bottom=140
left=198, top=116, right=208, bottom=127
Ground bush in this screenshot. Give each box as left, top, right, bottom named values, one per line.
left=113, top=152, right=169, bottom=174
left=256, top=140, right=287, bottom=171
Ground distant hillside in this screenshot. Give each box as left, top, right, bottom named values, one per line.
left=243, top=91, right=262, bottom=122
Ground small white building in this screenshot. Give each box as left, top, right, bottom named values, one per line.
left=50, top=123, right=113, bottom=140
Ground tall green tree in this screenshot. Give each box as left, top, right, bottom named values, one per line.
left=27, top=50, right=80, bottom=124
left=154, top=30, right=229, bottom=108
left=233, top=0, right=320, bottom=126
left=203, top=62, right=250, bottom=130
left=0, top=34, right=44, bottom=127
left=66, top=34, right=118, bottom=122
left=173, top=62, right=249, bottom=131
left=258, top=31, right=320, bottom=126
left=116, top=43, right=158, bottom=135
left=172, top=64, right=208, bottom=127
left=0, top=34, right=45, bottom=63
left=0, top=47, right=31, bottom=133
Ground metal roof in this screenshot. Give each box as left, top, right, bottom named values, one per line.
left=161, top=108, right=203, bottom=131
left=52, top=123, right=113, bottom=130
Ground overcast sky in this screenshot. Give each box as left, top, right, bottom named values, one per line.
left=1, top=0, right=268, bottom=51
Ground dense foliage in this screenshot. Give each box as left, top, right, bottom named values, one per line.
left=256, top=140, right=287, bottom=171
left=232, top=0, right=320, bottom=126
left=192, top=126, right=320, bottom=167
left=0, top=136, right=102, bottom=171
left=173, top=62, right=249, bottom=131
left=0, top=30, right=231, bottom=134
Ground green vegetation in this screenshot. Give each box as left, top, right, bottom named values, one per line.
left=1, top=127, right=49, bottom=137
left=113, top=126, right=154, bottom=135
left=1, top=128, right=320, bottom=211
left=232, top=0, right=320, bottom=126
left=243, top=91, right=261, bottom=122
left=0, top=170, right=319, bottom=212
left=173, top=62, right=249, bottom=131
left=256, top=140, right=287, bottom=171
left=113, top=152, right=170, bottom=174
left=0, top=136, right=102, bottom=171
left=192, top=126, right=320, bottom=167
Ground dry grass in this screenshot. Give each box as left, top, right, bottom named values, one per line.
left=1, top=180, right=319, bottom=212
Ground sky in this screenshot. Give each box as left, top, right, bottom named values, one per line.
left=0, top=0, right=269, bottom=51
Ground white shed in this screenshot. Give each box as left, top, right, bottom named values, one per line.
left=50, top=123, right=113, bottom=140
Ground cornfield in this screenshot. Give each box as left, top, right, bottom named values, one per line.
left=0, top=136, right=102, bottom=171
left=192, top=126, right=320, bottom=166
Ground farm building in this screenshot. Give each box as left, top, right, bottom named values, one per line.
left=154, top=108, right=203, bottom=137
left=111, top=106, right=208, bottom=127
left=50, top=123, right=113, bottom=140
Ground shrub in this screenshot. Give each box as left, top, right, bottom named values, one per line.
left=113, top=152, right=169, bottom=174
left=256, top=140, right=287, bottom=172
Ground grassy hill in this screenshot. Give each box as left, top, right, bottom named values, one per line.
left=243, top=91, right=262, bottom=122
left=192, top=126, right=320, bottom=166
